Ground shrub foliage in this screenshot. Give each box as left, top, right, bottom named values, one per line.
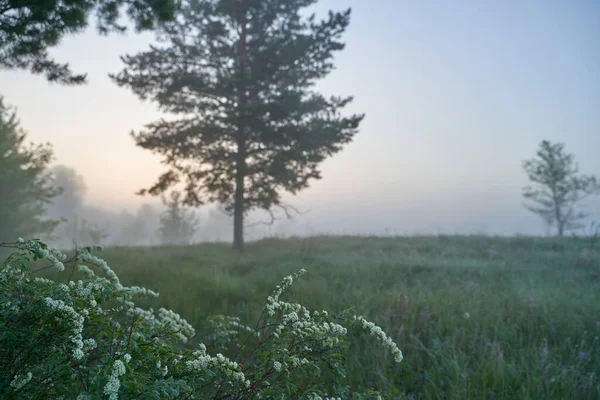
left=0, top=238, right=401, bottom=399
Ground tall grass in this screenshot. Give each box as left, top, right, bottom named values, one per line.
left=75, top=235, right=600, bottom=399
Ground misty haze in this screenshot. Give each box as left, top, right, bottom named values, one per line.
left=0, top=0, right=599, bottom=399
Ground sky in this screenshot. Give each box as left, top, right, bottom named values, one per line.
left=1, top=0, right=599, bottom=237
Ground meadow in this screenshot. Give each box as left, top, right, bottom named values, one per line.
left=59, top=235, right=600, bottom=399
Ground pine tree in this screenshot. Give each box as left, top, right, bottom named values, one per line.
left=111, top=0, right=364, bottom=251
left=522, top=140, right=599, bottom=236
left=158, top=191, right=199, bottom=245
left=0, top=97, right=60, bottom=241
left=0, top=0, right=175, bottom=84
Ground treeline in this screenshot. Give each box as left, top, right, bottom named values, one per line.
left=0, top=108, right=196, bottom=247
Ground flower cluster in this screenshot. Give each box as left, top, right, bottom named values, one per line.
left=206, top=315, right=256, bottom=350
left=266, top=269, right=306, bottom=316
left=122, top=285, right=159, bottom=298
left=70, top=279, right=106, bottom=304
left=10, top=372, right=32, bottom=391
left=104, top=359, right=127, bottom=400
left=43, top=297, right=86, bottom=360
left=157, top=307, right=196, bottom=342
left=265, top=272, right=349, bottom=351
left=186, top=344, right=251, bottom=388
left=209, top=315, right=254, bottom=333
left=77, top=250, right=119, bottom=284
left=82, top=338, right=97, bottom=352
left=273, top=310, right=348, bottom=349
left=306, top=393, right=346, bottom=400
left=77, top=264, right=95, bottom=278
left=354, top=315, right=403, bottom=363
left=41, top=248, right=67, bottom=272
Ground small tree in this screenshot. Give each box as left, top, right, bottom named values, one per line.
left=158, top=191, right=200, bottom=245
left=522, top=140, right=599, bottom=236
left=111, top=0, right=364, bottom=251
left=0, top=0, right=175, bottom=84
left=0, top=97, right=60, bottom=241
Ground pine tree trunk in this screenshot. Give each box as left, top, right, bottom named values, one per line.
left=557, top=222, right=564, bottom=237
left=233, top=194, right=245, bottom=251
left=233, top=16, right=248, bottom=252
left=233, top=141, right=246, bottom=252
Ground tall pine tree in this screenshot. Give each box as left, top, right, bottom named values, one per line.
left=112, top=0, right=363, bottom=251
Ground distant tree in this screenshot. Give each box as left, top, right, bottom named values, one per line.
left=0, top=0, right=176, bottom=84
left=63, top=215, right=109, bottom=244
left=119, top=204, right=160, bottom=245
left=0, top=97, right=60, bottom=241
left=83, top=220, right=109, bottom=244
left=115, top=209, right=137, bottom=244
left=522, top=140, right=599, bottom=236
left=111, top=0, right=364, bottom=251
left=158, top=191, right=199, bottom=245
left=47, top=165, right=87, bottom=219
left=199, top=207, right=232, bottom=242
left=44, top=165, right=94, bottom=246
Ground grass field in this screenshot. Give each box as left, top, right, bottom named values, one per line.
left=64, top=236, right=600, bottom=399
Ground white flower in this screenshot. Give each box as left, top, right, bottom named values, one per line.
left=83, top=338, right=97, bottom=351
left=104, top=360, right=127, bottom=400
left=156, top=308, right=195, bottom=341
left=77, top=264, right=95, bottom=278
left=10, top=372, right=32, bottom=391
left=265, top=270, right=307, bottom=316
left=113, top=360, right=126, bottom=376
left=103, top=375, right=120, bottom=400
left=57, top=284, right=70, bottom=293
left=354, top=315, right=403, bottom=363
left=73, top=348, right=85, bottom=360
left=186, top=345, right=249, bottom=387
left=123, top=354, right=132, bottom=363
left=273, top=361, right=282, bottom=372
left=44, top=297, right=85, bottom=360
left=78, top=251, right=120, bottom=285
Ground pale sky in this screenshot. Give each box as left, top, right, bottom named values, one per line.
left=1, top=0, right=599, bottom=236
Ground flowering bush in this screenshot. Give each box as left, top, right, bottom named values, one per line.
left=0, top=238, right=402, bottom=399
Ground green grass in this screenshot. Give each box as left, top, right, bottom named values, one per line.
left=60, top=236, right=600, bottom=398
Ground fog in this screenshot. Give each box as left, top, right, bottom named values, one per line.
left=2, top=0, right=599, bottom=246
left=41, top=161, right=599, bottom=248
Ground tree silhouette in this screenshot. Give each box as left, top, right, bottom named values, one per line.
left=112, top=0, right=363, bottom=251
left=522, top=140, right=599, bottom=236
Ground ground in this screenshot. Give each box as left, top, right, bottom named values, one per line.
left=87, top=236, right=600, bottom=399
